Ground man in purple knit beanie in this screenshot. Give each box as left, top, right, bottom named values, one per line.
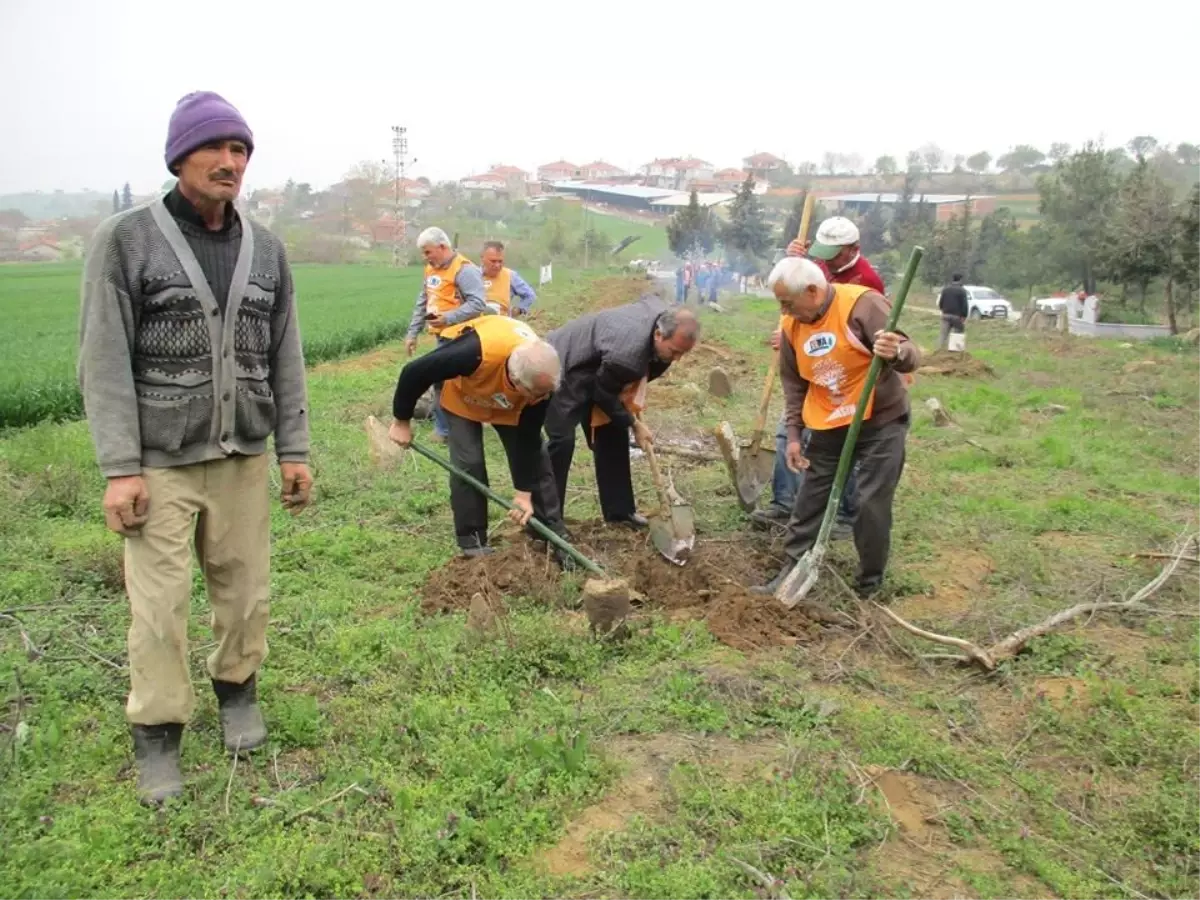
left=165, top=90, right=255, bottom=173
left=78, top=91, right=313, bottom=805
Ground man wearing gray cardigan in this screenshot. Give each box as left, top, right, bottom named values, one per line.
left=77, top=92, right=313, bottom=805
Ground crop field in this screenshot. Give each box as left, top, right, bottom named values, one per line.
left=1, top=272, right=1197, bottom=898
left=0, top=263, right=424, bottom=428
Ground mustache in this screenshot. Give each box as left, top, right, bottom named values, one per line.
left=209, top=169, right=236, bottom=181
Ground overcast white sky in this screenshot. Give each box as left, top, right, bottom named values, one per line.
left=1, top=0, right=1196, bottom=196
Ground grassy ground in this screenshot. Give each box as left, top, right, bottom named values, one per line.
left=1, top=275, right=1197, bottom=898
left=571, top=206, right=671, bottom=261
left=0, top=262, right=425, bottom=428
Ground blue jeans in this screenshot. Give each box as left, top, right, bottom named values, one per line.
left=772, top=416, right=858, bottom=522
left=431, top=335, right=451, bottom=437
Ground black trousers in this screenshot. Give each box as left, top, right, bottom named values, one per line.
left=445, top=410, right=564, bottom=550
left=782, top=418, right=909, bottom=588
left=544, top=400, right=637, bottom=522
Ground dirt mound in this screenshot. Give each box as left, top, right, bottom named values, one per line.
left=917, top=350, right=995, bottom=378
left=418, top=520, right=829, bottom=650
left=420, top=541, right=564, bottom=615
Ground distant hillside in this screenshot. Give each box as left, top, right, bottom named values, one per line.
left=0, top=191, right=110, bottom=220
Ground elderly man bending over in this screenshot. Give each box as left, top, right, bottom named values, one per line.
left=404, top=227, right=490, bottom=441
left=544, top=298, right=699, bottom=528
left=390, top=315, right=573, bottom=567
left=753, top=257, right=920, bottom=598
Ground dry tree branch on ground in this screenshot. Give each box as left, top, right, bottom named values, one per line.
left=873, top=533, right=1198, bottom=672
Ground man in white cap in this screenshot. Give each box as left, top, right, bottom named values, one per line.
left=788, top=216, right=885, bottom=293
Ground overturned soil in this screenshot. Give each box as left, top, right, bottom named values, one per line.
left=419, top=521, right=831, bottom=650
left=917, top=350, right=996, bottom=378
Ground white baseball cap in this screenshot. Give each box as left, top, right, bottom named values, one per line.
left=809, top=216, right=860, bottom=260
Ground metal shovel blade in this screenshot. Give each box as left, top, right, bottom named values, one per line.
left=735, top=446, right=776, bottom=509
left=649, top=503, right=695, bottom=567
left=774, top=544, right=825, bottom=609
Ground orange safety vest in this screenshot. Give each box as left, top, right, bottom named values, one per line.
left=483, top=267, right=513, bottom=315
left=589, top=378, right=647, bottom=436
left=438, top=316, right=540, bottom=426
left=424, top=253, right=473, bottom=335
left=780, top=283, right=877, bottom=430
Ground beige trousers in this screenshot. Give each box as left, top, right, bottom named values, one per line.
left=124, top=454, right=271, bottom=725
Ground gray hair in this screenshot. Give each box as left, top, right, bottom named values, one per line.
left=482, top=240, right=504, bottom=253
left=768, top=257, right=828, bottom=294
left=656, top=307, right=701, bottom=341
left=417, top=226, right=451, bottom=249
left=509, top=340, right=561, bottom=392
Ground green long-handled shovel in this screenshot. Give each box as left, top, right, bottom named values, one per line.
left=776, top=245, right=925, bottom=610
left=406, top=438, right=606, bottom=575
left=406, top=437, right=640, bottom=634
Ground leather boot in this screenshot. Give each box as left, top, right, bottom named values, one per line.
left=131, top=722, right=184, bottom=805
left=212, top=674, right=267, bottom=753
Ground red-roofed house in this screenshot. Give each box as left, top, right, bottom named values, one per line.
left=714, top=168, right=750, bottom=186
left=460, top=172, right=508, bottom=193
left=487, top=165, right=531, bottom=196
left=537, top=160, right=581, bottom=182
left=581, top=160, right=627, bottom=180
left=743, top=152, right=789, bottom=178
left=640, top=157, right=714, bottom=189
left=19, top=238, right=63, bottom=262
left=489, top=164, right=529, bottom=179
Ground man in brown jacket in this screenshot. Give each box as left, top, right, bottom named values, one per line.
left=753, top=257, right=919, bottom=598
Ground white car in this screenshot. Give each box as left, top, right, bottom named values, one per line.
left=963, top=285, right=1014, bottom=319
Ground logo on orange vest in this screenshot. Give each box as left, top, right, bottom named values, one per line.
left=813, top=359, right=846, bottom=397
left=427, top=275, right=443, bottom=288
left=828, top=402, right=857, bottom=422
left=483, top=279, right=493, bottom=289
left=803, top=332, right=837, bottom=357
left=490, top=393, right=513, bottom=409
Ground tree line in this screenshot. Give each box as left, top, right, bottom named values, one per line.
left=665, top=138, right=1198, bottom=330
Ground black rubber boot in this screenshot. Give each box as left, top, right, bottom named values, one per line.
left=131, top=723, right=184, bottom=806
left=551, top=544, right=579, bottom=573
left=606, top=512, right=649, bottom=530
left=212, top=674, right=268, bottom=753
left=751, top=562, right=795, bottom=596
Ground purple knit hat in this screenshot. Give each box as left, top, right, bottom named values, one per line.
left=164, top=91, right=254, bottom=172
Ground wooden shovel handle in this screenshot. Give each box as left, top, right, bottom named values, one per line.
left=746, top=350, right=778, bottom=450
left=796, top=192, right=815, bottom=245
left=637, top=416, right=673, bottom=514
left=748, top=195, right=813, bottom=451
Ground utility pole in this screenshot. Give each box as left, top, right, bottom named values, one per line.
left=391, top=125, right=411, bottom=268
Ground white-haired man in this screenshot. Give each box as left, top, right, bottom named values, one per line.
left=404, top=227, right=490, bottom=442
left=753, top=257, right=920, bottom=598
left=390, top=315, right=572, bottom=566
left=753, top=215, right=888, bottom=532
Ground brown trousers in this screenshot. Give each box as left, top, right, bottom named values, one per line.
left=123, top=455, right=271, bottom=726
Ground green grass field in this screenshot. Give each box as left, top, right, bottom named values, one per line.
left=1, top=273, right=1196, bottom=898
left=0, top=263, right=422, bottom=428
left=572, top=206, right=671, bottom=260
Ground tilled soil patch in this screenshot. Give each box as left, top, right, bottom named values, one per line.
left=917, top=350, right=996, bottom=378
left=419, top=520, right=831, bottom=650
